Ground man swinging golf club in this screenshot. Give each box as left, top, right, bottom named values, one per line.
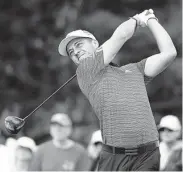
left=58, top=9, right=177, bottom=171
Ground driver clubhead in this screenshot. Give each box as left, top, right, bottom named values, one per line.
left=5, top=116, right=25, bottom=134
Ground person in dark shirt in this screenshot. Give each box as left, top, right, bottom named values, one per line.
left=29, top=113, right=92, bottom=171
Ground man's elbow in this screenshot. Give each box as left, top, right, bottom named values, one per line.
left=170, top=46, right=177, bottom=56
left=171, top=49, right=177, bottom=58
left=165, top=47, right=177, bottom=60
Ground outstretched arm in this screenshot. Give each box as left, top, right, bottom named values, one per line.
left=144, top=17, right=177, bottom=77
left=101, top=10, right=154, bottom=65
left=101, top=18, right=137, bottom=65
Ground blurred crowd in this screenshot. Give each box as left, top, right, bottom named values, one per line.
left=0, top=113, right=103, bottom=171
left=0, top=113, right=182, bottom=171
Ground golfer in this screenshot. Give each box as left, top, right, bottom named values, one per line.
left=58, top=9, right=177, bottom=171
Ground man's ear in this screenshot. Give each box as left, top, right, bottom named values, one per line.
left=92, top=40, right=99, bottom=49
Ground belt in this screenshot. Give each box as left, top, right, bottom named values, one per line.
left=102, top=141, right=159, bottom=155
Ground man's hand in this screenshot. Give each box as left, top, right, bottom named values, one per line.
left=132, top=9, right=158, bottom=27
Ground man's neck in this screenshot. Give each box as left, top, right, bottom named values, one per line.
left=53, top=139, right=74, bottom=149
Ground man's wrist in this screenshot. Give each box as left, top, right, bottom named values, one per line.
left=129, top=17, right=138, bottom=32
left=147, top=17, right=159, bottom=26
left=129, top=14, right=140, bottom=26
left=129, top=17, right=138, bottom=24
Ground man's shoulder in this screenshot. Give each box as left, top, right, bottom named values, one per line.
left=172, top=140, right=182, bottom=151
left=0, top=144, right=8, bottom=153
left=95, top=46, right=103, bottom=54
left=159, top=142, right=169, bottom=151
left=72, top=142, right=87, bottom=152
left=159, top=141, right=166, bottom=147
left=37, top=140, right=53, bottom=150
left=73, top=142, right=85, bottom=149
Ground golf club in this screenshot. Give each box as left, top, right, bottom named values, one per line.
left=5, top=74, right=77, bottom=134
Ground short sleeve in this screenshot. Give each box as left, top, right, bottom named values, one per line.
left=76, top=46, right=105, bottom=84
left=136, top=58, right=154, bottom=85
left=28, top=149, right=42, bottom=171
left=75, top=148, right=92, bottom=171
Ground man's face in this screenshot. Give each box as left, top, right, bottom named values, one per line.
left=159, top=127, right=181, bottom=143
left=50, top=122, right=72, bottom=141
left=66, top=37, right=98, bottom=65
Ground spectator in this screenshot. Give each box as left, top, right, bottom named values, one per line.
left=29, top=113, right=92, bottom=171
left=0, top=143, right=10, bottom=172
left=164, top=141, right=182, bottom=171
left=5, top=137, right=18, bottom=172
left=0, top=133, right=12, bottom=172
left=87, top=130, right=103, bottom=171
left=14, top=136, right=37, bottom=171
left=158, top=115, right=182, bottom=170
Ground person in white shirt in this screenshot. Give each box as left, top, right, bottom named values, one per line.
left=0, top=143, right=11, bottom=172
left=0, top=132, right=17, bottom=172
left=87, top=130, right=103, bottom=171
left=88, top=130, right=103, bottom=158
left=158, top=115, right=182, bottom=170
left=14, top=136, right=37, bottom=171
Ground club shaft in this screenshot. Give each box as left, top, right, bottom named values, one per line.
left=23, top=74, right=77, bottom=120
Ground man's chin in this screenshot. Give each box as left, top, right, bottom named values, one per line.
left=79, top=55, right=90, bottom=61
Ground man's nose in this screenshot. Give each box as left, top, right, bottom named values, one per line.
left=74, top=49, right=80, bottom=57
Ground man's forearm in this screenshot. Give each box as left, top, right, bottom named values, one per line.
left=101, top=18, right=138, bottom=65
left=143, top=17, right=177, bottom=77
left=111, top=18, right=137, bottom=42
left=147, top=19, right=177, bottom=55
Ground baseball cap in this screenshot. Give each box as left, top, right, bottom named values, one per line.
left=16, top=137, right=37, bottom=152
left=50, top=113, right=72, bottom=126
left=90, top=130, right=103, bottom=144
left=158, top=115, right=181, bottom=131
left=58, top=30, right=97, bottom=57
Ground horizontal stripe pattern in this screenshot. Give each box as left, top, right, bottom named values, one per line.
left=76, top=48, right=158, bottom=147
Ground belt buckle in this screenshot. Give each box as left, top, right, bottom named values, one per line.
left=124, top=147, right=138, bottom=155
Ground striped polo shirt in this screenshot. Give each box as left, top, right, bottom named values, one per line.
left=76, top=47, right=159, bottom=147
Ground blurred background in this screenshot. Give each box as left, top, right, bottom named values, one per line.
left=0, top=0, right=182, bottom=146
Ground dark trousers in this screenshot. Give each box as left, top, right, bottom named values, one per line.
left=98, top=146, right=160, bottom=171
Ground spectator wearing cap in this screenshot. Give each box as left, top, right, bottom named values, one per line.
left=29, top=113, right=92, bottom=171
left=14, top=136, right=36, bottom=171
left=87, top=130, right=103, bottom=171
left=158, top=115, right=182, bottom=170
left=164, top=142, right=182, bottom=171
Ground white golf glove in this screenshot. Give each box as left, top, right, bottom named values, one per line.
left=131, top=9, right=158, bottom=27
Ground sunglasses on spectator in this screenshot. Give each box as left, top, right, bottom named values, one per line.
left=94, top=142, right=102, bottom=146
left=50, top=122, right=69, bottom=127
left=159, top=127, right=174, bottom=132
